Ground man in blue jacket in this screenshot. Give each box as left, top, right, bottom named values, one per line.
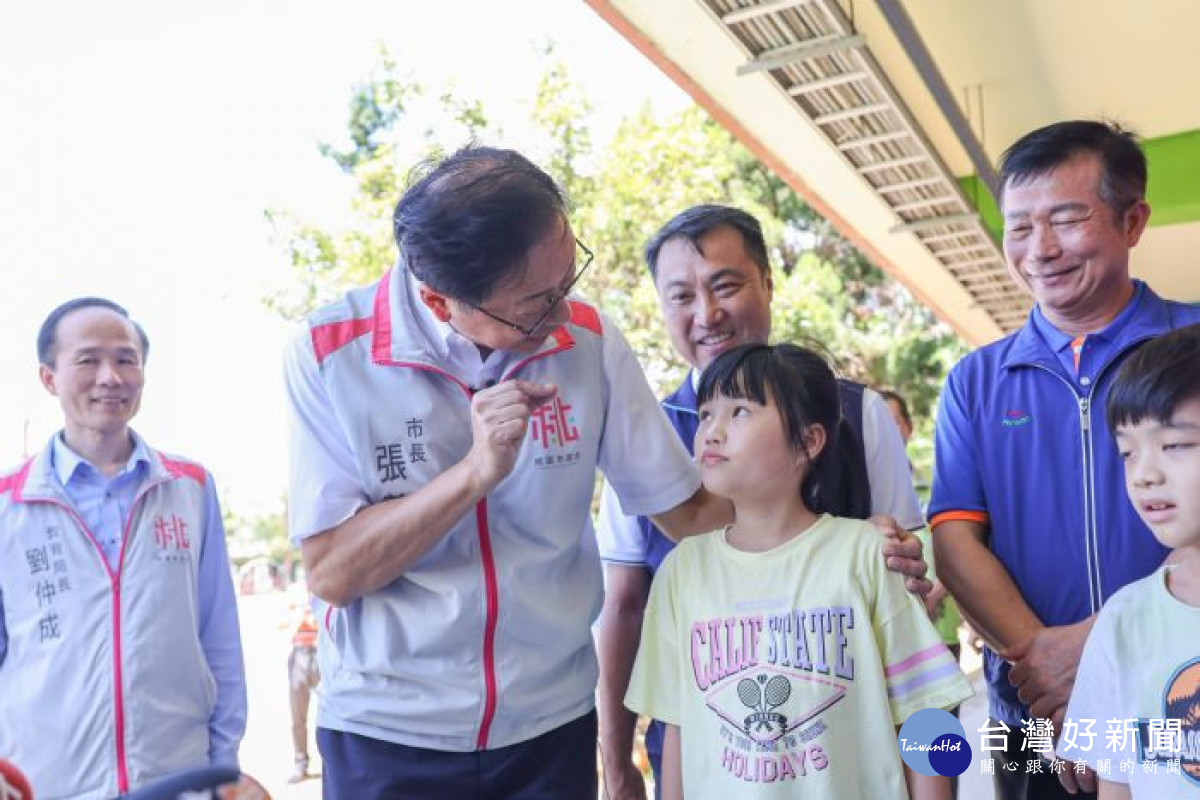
left=929, top=120, right=1200, bottom=800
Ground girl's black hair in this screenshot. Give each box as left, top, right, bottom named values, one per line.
left=696, top=343, right=870, bottom=517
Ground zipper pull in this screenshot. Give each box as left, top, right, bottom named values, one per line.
left=1079, top=397, right=1091, bottom=433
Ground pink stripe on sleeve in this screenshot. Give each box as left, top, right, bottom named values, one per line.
left=885, top=644, right=950, bottom=678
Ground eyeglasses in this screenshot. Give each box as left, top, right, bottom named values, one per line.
left=465, top=239, right=594, bottom=336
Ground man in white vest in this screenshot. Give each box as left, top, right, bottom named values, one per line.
left=284, top=146, right=927, bottom=799
left=0, top=298, right=247, bottom=799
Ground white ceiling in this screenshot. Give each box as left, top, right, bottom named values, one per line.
left=587, top=0, right=1200, bottom=343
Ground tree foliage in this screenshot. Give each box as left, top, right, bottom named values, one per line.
left=266, top=50, right=965, bottom=478
left=223, top=504, right=291, bottom=564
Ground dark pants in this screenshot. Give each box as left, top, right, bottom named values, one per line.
left=990, top=718, right=1097, bottom=800
left=318, top=710, right=598, bottom=800
left=288, top=645, right=320, bottom=766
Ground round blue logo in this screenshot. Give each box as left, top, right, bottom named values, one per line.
left=897, top=708, right=972, bottom=777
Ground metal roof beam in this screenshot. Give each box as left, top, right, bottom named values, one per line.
left=888, top=213, right=978, bottom=233
left=855, top=154, right=928, bottom=173
left=722, top=0, right=813, bottom=26
left=931, top=243, right=996, bottom=257
left=917, top=230, right=978, bottom=245
left=836, top=129, right=909, bottom=149
left=969, top=288, right=1025, bottom=303
left=945, top=254, right=1003, bottom=268
left=892, top=195, right=961, bottom=213
left=876, top=175, right=944, bottom=192
left=813, top=102, right=893, bottom=125
left=737, top=34, right=864, bottom=75
left=787, top=70, right=870, bottom=95
left=874, top=0, right=1000, bottom=194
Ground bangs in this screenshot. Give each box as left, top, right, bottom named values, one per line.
left=695, top=342, right=867, bottom=516
left=697, top=344, right=819, bottom=451
left=697, top=345, right=773, bottom=408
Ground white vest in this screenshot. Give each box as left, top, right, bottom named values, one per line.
left=306, top=269, right=619, bottom=751
left=0, top=441, right=216, bottom=800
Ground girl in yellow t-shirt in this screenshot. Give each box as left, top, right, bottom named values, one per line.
left=626, top=344, right=970, bottom=800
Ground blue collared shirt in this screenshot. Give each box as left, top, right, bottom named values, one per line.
left=51, top=433, right=152, bottom=570
left=28, top=430, right=247, bottom=767
left=1030, top=280, right=1147, bottom=388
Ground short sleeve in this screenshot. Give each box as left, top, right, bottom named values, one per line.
left=596, top=317, right=701, bottom=517
left=927, top=364, right=987, bottom=522
left=596, top=479, right=649, bottom=565
left=861, top=389, right=924, bottom=530
left=283, top=328, right=370, bottom=543
left=1057, top=608, right=1125, bottom=774
left=872, top=555, right=974, bottom=723
left=625, top=549, right=684, bottom=725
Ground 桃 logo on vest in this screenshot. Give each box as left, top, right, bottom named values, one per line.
left=153, top=513, right=192, bottom=561
left=897, top=708, right=972, bottom=777
left=530, top=394, right=582, bottom=469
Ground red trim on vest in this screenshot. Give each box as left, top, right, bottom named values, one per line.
left=159, top=455, right=207, bottom=487
left=26, top=493, right=143, bottom=793
left=475, top=498, right=500, bottom=750
left=112, top=578, right=129, bottom=793
left=568, top=300, right=602, bottom=336
left=371, top=270, right=395, bottom=364
left=384, top=362, right=473, bottom=396
left=502, top=332, right=576, bottom=381
left=312, top=317, right=374, bottom=366
left=363, top=295, right=585, bottom=750
left=0, top=458, right=34, bottom=498
left=112, top=475, right=173, bottom=793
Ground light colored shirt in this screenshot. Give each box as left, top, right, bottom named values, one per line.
left=51, top=433, right=151, bottom=569
left=49, top=430, right=246, bottom=767
left=1057, top=565, right=1200, bottom=798
left=626, top=515, right=972, bottom=800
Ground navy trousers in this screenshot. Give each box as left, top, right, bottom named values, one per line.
left=318, top=710, right=598, bottom=800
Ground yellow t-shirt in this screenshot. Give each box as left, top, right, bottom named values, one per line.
left=626, top=515, right=972, bottom=800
